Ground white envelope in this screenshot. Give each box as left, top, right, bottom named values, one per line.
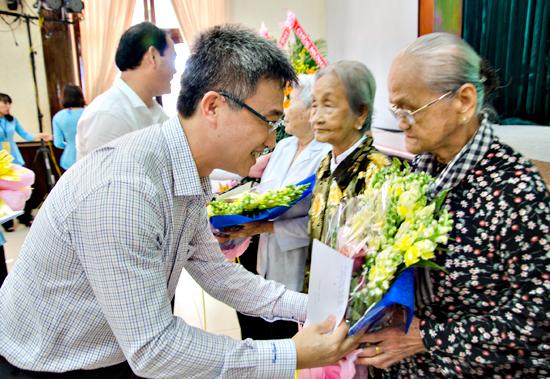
left=304, top=239, right=354, bottom=335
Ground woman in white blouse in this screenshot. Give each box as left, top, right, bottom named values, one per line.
left=225, top=74, right=331, bottom=340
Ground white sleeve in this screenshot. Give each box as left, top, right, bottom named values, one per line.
left=76, top=111, right=132, bottom=160
left=210, top=169, right=243, bottom=181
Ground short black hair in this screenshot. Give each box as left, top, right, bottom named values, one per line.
left=115, top=22, right=168, bottom=71
left=61, top=84, right=85, bottom=108
left=0, top=93, right=13, bottom=121
left=0, top=93, right=12, bottom=103
left=176, top=24, right=297, bottom=118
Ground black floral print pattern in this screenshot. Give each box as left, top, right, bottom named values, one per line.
left=376, top=138, right=550, bottom=378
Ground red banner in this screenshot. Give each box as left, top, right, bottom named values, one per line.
left=278, top=26, right=292, bottom=48
left=292, top=19, right=327, bottom=68
left=277, top=11, right=327, bottom=68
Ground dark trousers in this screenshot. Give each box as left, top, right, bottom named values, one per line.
left=0, top=246, right=7, bottom=288
left=0, top=356, right=141, bottom=378
left=237, top=236, right=299, bottom=340
left=19, top=200, right=35, bottom=225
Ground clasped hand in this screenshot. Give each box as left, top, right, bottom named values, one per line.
left=355, top=309, right=428, bottom=369
left=292, top=315, right=366, bottom=369
left=220, top=221, right=274, bottom=240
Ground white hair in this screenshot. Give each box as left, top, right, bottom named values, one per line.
left=397, top=32, right=498, bottom=117
left=315, top=61, right=376, bottom=131
left=294, top=74, right=315, bottom=108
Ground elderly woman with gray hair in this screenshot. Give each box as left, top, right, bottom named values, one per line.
left=225, top=74, right=331, bottom=340
left=356, top=33, right=550, bottom=378
left=305, top=61, right=391, bottom=290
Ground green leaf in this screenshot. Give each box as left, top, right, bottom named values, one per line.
left=407, top=260, right=449, bottom=274
left=430, top=187, right=452, bottom=211
left=393, top=262, right=407, bottom=275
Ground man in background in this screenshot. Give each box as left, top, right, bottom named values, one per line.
left=0, top=24, right=364, bottom=378
left=76, top=21, right=176, bottom=160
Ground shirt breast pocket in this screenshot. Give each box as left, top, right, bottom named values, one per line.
left=178, top=243, right=197, bottom=261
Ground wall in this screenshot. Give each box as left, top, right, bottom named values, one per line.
left=226, top=0, right=326, bottom=42
left=0, top=2, right=52, bottom=140
left=2, top=0, right=411, bottom=136
left=326, top=0, right=418, bottom=130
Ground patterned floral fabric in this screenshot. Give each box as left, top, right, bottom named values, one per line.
left=376, top=138, right=550, bottom=378
left=304, top=136, right=390, bottom=292
left=414, top=118, right=494, bottom=309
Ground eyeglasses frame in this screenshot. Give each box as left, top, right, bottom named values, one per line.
left=388, top=89, right=457, bottom=125
left=217, top=91, right=284, bottom=133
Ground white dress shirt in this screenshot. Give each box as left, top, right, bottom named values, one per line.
left=75, top=77, right=168, bottom=160
left=0, top=116, right=306, bottom=378
left=257, top=137, right=332, bottom=291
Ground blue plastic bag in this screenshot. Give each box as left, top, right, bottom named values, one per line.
left=210, top=174, right=316, bottom=230
left=348, top=267, right=415, bottom=336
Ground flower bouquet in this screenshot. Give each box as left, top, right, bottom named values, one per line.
left=259, top=10, right=327, bottom=111
left=300, top=159, right=453, bottom=379
left=287, top=37, right=327, bottom=76
left=0, top=149, right=35, bottom=223
left=328, top=158, right=453, bottom=334
left=208, top=174, right=315, bottom=230
left=209, top=174, right=315, bottom=261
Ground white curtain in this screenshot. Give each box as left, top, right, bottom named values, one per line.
left=169, top=0, right=225, bottom=44
left=80, top=0, right=137, bottom=102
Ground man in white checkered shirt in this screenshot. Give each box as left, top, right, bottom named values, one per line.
left=0, top=24, right=364, bottom=378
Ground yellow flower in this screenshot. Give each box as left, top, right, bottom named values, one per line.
left=417, top=203, right=436, bottom=219
left=420, top=250, right=435, bottom=260
left=0, top=150, right=15, bottom=176
left=284, top=87, right=293, bottom=96
left=397, top=190, right=422, bottom=218
left=369, top=236, right=381, bottom=251
left=306, top=68, right=316, bottom=74
left=414, top=240, right=436, bottom=260
left=398, top=205, right=410, bottom=217
left=405, top=245, right=420, bottom=266
left=392, top=185, right=403, bottom=197
left=394, top=233, right=416, bottom=252
left=368, top=265, right=394, bottom=286
left=283, top=99, right=290, bottom=108
left=293, top=60, right=307, bottom=75
left=357, top=171, right=366, bottom=179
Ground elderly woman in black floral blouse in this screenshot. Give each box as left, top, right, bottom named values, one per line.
left=355, top=33, right=550, bottom=378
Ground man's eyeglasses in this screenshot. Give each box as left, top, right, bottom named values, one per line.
left=217, top=91, right=284, bottom=133
left=388, top=90, right=456, bottom=125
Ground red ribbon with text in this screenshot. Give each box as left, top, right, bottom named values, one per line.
left=278, top=10, right=327, bottom=68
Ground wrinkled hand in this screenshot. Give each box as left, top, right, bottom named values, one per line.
left=213, top=235, right=229, bottom=244
left=355, top=309, right=427, bottom=369
left=248, top=153, right=272, bottom=178
left=223, top=221, right=273, bottom=239
left=292, top=315, right=365, bottom=369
